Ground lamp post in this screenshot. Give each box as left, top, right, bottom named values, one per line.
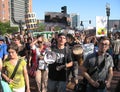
left=106, top=3, right=110, bottom=35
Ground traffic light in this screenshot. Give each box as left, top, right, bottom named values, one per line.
left=61, top=6, right=67, bottom=14
left=89, top=20, right=91, bottom=24
left=80, top=21, right=83, bottom=26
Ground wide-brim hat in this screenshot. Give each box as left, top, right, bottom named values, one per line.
left=44, top=51, right=57, bottom=64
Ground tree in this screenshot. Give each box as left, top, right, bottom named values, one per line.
left=0, top=21, right=18, bottom=35
left=54, top=26, right=62, bottom=31
left=37, top=23, right=45, bottom=31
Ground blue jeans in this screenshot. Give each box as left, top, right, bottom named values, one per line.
left=47, top=79, right=66, bottom=92
left=86, top=84, right=107, bottom=92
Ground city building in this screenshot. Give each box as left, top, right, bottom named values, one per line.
left=0, top=0, right=9, bottom=22
left=28, top=0, right=32, bottom=12
left=0, top=0, right=32, bottom=23
left=25, top=12, right=37, bottom=30
left=109, top=20, right=120, bottom=32
left=8, top=0, right=34, bottom=32
left=70, top=13, right=80, bottom=29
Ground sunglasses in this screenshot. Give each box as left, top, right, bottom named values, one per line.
left=38, top=41, right=42, bottom=44
left=100, top=43, right=109, bottom=46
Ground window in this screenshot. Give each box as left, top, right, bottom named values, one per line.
left=2, top=4, right=5, bottom=8
left=2, top=11, right=5, bottom=15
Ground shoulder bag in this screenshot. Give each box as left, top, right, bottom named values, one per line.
left=0, top=59, right=21, bottom=92
left=9, top=58, right=21, bottom=90
left=10, top=59, right=21, bottom=79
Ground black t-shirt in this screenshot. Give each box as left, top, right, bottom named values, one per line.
left=18, top=45, right=26, bottom=57
left=48, top=47, right=73, bottom=81
left=25, top=43, right=31, bottom=50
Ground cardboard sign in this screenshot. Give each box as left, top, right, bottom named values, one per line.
left=82, top=43, right=94, bottom=60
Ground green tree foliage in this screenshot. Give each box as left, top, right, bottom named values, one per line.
left=54, top=26, right=62, bottom=31
left=0, top=21, right=18, bottom=35
left=36, top=22, right=62, bottom=32
left=37, top=23, right=45, bottom=31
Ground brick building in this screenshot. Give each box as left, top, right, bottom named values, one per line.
left=0, top=0, right=9, bottom=22
left=0, top=0, right=32, bottom=22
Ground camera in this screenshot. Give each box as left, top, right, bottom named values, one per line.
left=97, top=80, right=106, bottom=89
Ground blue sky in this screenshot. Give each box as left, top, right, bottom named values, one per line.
left=32, top=0, right=120, bottom=27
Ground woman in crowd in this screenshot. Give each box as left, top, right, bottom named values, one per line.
left=30, top=35, right=48, bottom=92
left=12, top=36, right=26, bottom=58
left=1, top=43, right=30, bottom=92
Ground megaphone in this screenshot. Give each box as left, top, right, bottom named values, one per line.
left=44, top=51, right=57, bottom=64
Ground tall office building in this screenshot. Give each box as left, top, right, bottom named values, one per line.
left=0, top=0, right=9, bottom=22
left=70, top=13, right=80, bottom=29
left=25, top=0, right=38, bottom=30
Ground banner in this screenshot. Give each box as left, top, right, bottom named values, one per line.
left=82, top=43, right=94, bottom=60
left=96, top=16, right=107, bottom=37
left=33, top=31, right=54, bottom=39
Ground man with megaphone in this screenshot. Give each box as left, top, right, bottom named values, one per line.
left=47, top=33, right=73, bottom=92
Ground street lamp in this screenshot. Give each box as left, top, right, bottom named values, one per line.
left=106, top=3, right=110, bottom=34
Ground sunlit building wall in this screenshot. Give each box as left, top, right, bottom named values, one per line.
left=0, top=0, right=9, bottom=22
left=0, top=0, right=32, bottom=22
left=25, top=12, right=37, bottom=30
left=28, top=0, right=32, bottom=12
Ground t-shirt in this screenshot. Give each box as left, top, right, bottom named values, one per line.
left=48, top=47, right=73, bottom=81
left=112, top=39, right=120, bottom=54
left=83, top=52, right=114, bottom=81
left=18, top=45, right=26, bottom=57
left=0, top=43, right=8, bottom=60
left=31, top=45, right=48, bottom=70
left=3, top=58, right=26, bottom=89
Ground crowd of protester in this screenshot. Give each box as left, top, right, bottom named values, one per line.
left=0, top=29, right=120, bottom=92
